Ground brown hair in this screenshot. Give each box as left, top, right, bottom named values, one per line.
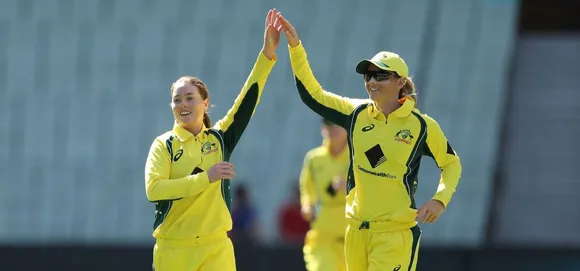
left=398, top=77, right=418, bottom=108
left=170, top=76, right=211, bottom=128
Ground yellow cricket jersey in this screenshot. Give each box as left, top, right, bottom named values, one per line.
left=300, top=140, right=350, bottom=240
left=289, top=43, right=462, bottom=228
left=144, top=51, right=275, bottom=240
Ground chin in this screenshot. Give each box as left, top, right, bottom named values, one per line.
left=367, top=92, right=381, bottom=102
left=177, top=118, right=195, bottom=126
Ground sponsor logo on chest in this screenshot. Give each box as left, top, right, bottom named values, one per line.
left=201, top=141, right=218, bottom=156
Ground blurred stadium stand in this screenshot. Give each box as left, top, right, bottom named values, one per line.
left=492, top=35, right=580, bottom=246
left=1, top=0, right=579, bottom=270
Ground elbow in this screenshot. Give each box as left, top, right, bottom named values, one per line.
left=453, top=157, right=463, bottom=176
left=145, top=179, right=162, bottom=202
left=443, top=156, right=462, bottom=172
left=438, top=158, right=462, bottom=182
left=146, top=187, right=158, bottom=202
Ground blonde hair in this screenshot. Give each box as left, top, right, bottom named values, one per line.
left=170, top=76, right=211, bottom=128
left=398, top=77, right=418, bottom=108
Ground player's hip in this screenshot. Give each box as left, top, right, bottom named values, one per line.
left=153, top=214, right=232, bottom=242
left=155, top=231, right=229, bottom=248
left=346, top=217, right=417, bottom=233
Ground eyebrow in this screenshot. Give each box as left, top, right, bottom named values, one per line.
left=173, top=92, right=194, bottom=98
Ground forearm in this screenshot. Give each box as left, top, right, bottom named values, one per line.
left=215, top=50, right=276, bottom=150
left=289, top=42, right=324, bottom=97
left=431, top=159, right=462, bottom=207
left=242, top=50, right=276, bottom=100
left=146, top=172, right=210, bottom=201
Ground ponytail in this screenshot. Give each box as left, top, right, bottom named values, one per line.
left=203, top=112, right=211, bottom=128
left=399, top=77, right=418, bottom=108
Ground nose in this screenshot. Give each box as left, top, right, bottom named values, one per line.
left=367, top=78, right=378, bottom=87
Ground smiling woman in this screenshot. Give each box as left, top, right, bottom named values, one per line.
left=277, top=12, right=463, bottom=271
left=144, top=8, right=284, bottom=271
left=170, top=76, right=211, bottom=133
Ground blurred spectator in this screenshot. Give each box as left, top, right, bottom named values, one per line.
left=230, top=183, right=260, bottom=244
left=277, top=182, right=310, bottom=245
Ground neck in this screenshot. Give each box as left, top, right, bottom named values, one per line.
left=183, top=122, right=204, bottom=136
left=328, top=140, right=347, bottom=157
left=375, top=97, right=401, bottom=117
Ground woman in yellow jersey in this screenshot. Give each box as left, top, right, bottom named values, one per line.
left=277, top=14, right=462, bottom=271
left=300, top=118, right=350, bottom=271
left=144, top=9, right=283, bottom=271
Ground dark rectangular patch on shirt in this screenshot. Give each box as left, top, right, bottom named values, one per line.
left=191, top=167, right=204, bottom=175
left=365, top=144, right=387, bottom=168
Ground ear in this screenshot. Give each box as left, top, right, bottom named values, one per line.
left=320, top=126, right=329, bottom=138
left=398, top=78, right=406, bottom=89
left=203, top=99, right=209, bottom=111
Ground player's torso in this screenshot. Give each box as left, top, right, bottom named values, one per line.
left=309, top=150, right=349, bottom=236
left=156, top=131, right=232, bottom=239
left=347, top=107, right=426, bottom=221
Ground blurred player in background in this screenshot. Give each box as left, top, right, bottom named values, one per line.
left=144, top=9, right=283, bottom=271
left=278, top=13, right=462, bottom=271
left=299, top=118, right=350, bottom=271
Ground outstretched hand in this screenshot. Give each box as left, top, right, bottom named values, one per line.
left=262, top=9, right=283, bottom=60
left=276, top=13, right=300, bottom=48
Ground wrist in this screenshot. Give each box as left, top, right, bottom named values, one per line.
left=261, top=48, right=275, bottom=60
left=289, top=40, right=301, bottom=48
left=432, top=199, right=446, bottom=209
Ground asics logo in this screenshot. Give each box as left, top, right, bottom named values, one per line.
left=362, top=124, right=375, bottom=132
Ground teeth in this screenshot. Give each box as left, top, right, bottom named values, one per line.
left=370, top=88, right=378, bottom=92
left=180, top=112, right=191, bottom=116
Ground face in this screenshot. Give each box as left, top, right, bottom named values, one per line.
left=322, top=122, right=347, bottom=142
left=171, top=80, right=208, bottom=129
left=363, top=65, right=405, bottom=103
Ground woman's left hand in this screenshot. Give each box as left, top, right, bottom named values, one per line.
left=262, top=8, right=283, bottom=60
left=416, top=199, right=445, bottom=224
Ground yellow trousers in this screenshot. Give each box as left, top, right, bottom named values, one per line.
left=345, top=221, right=421, bottom=271
left=153, top=232, right=236, bottom=271
left=303, top=230, right=347, bottom=271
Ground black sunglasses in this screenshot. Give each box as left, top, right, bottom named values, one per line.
left=363, top=71, right=399, bottom=82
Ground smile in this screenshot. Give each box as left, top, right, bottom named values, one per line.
left=180, top=111, right=191, bottom=116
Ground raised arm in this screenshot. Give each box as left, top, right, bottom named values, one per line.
left=145, top=138, right=210, bottom=202
left=213, top=9, right=282, bottom=153
left=213, top=51, right=275, bottom=152
left=279, top=14, right=361, bottom=129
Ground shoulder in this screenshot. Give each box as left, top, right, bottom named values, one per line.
left=350, top=98, right=373, bottom=108
left=304, top=145, right=327, bottom=163
left=149, top=131, right=176, bottom=151
left=146, top=131, right=175, bottom=158
left=205, top=128, right=223, bottom=137
left=413, top=111, right=446, bottom=137
left=410, top=109, right=439, bottom=127
left=156, top=131, right=175, bottom=143
left=421, top=113, right=442, bottom=129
